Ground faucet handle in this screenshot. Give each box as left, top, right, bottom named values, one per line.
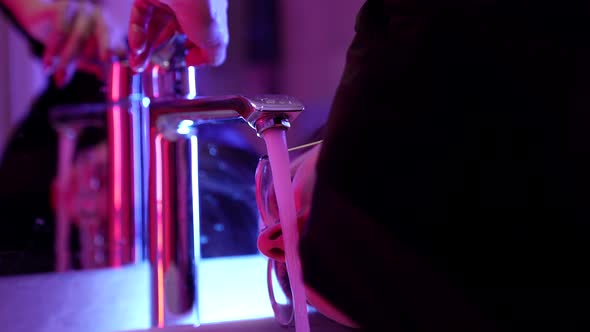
left=243, top=95, right=305, bottom=135
left=247, top=95, right=304, bottom=111
left=143, top=33, right=197, bottom=100
left=150, top=33, right=189, bottom=70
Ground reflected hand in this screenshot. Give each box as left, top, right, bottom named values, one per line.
left=65, top=141, right=109, bottom=225
left=127, top=0, right=229, bottom=72
left=23, top=1, right=112, bottom=87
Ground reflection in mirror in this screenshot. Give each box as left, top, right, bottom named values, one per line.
left=51, top=107, right=110, bottom=271
left=47, top=106, right=263, bottom=274
left=0, top=0, right=134, bottom=275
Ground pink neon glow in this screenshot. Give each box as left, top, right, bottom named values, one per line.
left=111, top=62, right=120, bottom=101
left=111, top=105, right=122, bottom=267
left=155, top=134, right=166, bottom=326
left=109, top=62, right=122, bottom=267
left=261, top=129, right=310, bottom=332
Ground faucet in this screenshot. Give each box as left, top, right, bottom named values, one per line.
left=140, top=34, right=305, bottom=327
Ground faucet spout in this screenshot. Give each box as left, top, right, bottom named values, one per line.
left=149, top=94, right=305, bottom=140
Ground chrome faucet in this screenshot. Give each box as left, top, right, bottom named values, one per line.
left=140, top=34, right=305, bottom=327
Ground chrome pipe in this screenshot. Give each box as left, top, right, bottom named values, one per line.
left=105, top=57, right=145, bottom=266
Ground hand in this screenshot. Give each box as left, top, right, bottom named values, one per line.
left=19, top=1, right=113, bottom=87
left=290, top=143, right=322, bottom=221
left=256, top=142, right=359, bottom=328
left=127, top=0, right=229, bottom=72
left=257, top=142, right=322, bottom=262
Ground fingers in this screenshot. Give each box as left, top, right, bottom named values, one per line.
left=127, top=0, right=230, bottom=69
left=185, top=47, right=206, bottom=67
left=152, top=17, right=179, bottom=47
left=128, top=0, right=153, bottom=54
left=185, top=43, right=225, bottom=67
left=41, top=2, right=109, bottom=85
left=141, top=10, right=178, bottom=66
left=54, top=3, right=94, bottom=79
left=42, top=3, right=73, bottom=70
left=180, top=11, right=229, bottom=67
left=93, top=7, right=109, bottom=62
left=128, top=0, right=155, bottom=71
left=128, top=40, right=153, bottom=72
left=291, top=145, right=321, bottom=214
left=202, top=18, right=230, bottom=66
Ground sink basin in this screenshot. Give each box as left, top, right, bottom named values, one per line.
left=119, top=312, right=355, bottom=332
left=0, top=255, right=356, bottom=332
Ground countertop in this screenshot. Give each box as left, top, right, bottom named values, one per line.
left=121, top=313, right=354, bottom=332
left=0, top=255, right=355, bottom=332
